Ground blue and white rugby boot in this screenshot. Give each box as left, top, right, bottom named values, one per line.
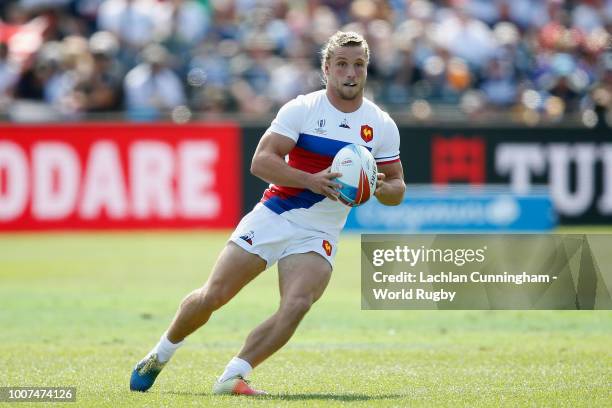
left=130, top=353, right=166, bottom=392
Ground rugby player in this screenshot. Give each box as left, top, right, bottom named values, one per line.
left=130, top=31, right=405, bottom=395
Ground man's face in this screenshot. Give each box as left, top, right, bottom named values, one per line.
left=325, top=45, right=368, bottom=101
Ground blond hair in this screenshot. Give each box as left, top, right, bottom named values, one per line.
left=320, top=31, right=370, bottom=83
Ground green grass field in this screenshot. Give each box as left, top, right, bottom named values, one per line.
left=0, top=231, right=610, bottom=407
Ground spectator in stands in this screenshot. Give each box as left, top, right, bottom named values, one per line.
left=582, top=51, right=612, bottom=127
left=0, top=0, right=610, bottom=123
left=19, top=0, right=70, bottom=9
left=44, top=35, right=92, bottom=116
left=158, top=0, right=211, bottom=73
left=479, top=53, right=518, bottom=107
left=498, top=0, right=550, bottom=30
left=187, top=40, right=235, bottom=112
left=123, top=43, right=185, bottom=120
left=229, top=33, right=275, bottom=114
left=572, top=0, right=608, bottom=34
left=72, top=30, right=123, bottom=112
left=433, top=3, right=497, bottom=72
left=0, top=42, right=20, bottom=114
left=15, top=41, right=61, bottom=103
left=73, top=0, right=106, bottom=33
left=97, top=0, right=160, bottom=67
left=207, top=0, right=240, bottom=41
left=267, top=37, right=320, bottom=106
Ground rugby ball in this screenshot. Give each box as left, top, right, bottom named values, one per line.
left=331, top=144, right=377, bottom=207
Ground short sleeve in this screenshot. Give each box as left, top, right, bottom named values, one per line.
left=266, top=96, right=305, bottom=142
left=374, top=114, right=400, bottom=165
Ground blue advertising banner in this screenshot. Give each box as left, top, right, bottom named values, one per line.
left=344, top=185, right=557, bottom=233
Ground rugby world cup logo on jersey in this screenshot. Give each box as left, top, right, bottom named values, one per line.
left=322, top=240, right=332, bottom=256
left=360, top=125, right=373, bottom=142
left=315, top=119, right=327, bottom=135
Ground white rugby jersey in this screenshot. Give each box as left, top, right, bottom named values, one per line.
left=260, top=89, right=400, bottom=237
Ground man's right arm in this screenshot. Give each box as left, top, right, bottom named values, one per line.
left=250, top=131, right=342, bottom=201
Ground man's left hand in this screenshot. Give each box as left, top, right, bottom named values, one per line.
left=373, top=162, right=405, bottom=206
left=374, top=172, right=387, bottom=197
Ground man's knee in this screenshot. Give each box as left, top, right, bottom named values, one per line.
left=193, top=285, right=232, bottom=312
left=280, top=296, right=313, bottom=322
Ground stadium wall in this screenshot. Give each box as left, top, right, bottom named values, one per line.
left=0, top=123, right=241, bottom=230
left=244, top=125, right=611, bottom=226
left=0, top=123, right=609, bottom=231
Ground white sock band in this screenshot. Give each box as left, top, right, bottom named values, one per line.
left=152, top=332, right=184, bottom=363
left=218, top=357, right=253, bottom=382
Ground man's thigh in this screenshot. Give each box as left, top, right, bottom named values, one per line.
left=281, top=230, right=338, bottom=269
left=277, top=252, right=332, bottom=303
left=203, top=242, right=267, bottom=298
left=229, top=204, right=293, bottom=268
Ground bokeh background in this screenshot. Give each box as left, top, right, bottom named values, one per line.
left=1, top=1, right=611, bottom=406
left=0, top=0, right=611, bottom=125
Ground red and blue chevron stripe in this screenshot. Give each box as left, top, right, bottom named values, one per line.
left=261, top=133, right=369, bottom=214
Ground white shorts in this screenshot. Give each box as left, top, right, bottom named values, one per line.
left=229, top=204, right=338, bottom=269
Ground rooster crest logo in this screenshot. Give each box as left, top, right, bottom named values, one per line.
left=360, top=125, right=373, bottom=142
left=322, top=240, right=332, bottom=256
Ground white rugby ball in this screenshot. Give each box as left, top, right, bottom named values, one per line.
left=331, top=144, right=377, bottom=207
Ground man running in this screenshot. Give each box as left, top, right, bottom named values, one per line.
left=130, top=30, right=405, bottom=395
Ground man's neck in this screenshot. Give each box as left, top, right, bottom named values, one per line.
left=325, top=88, right=363, bottom=113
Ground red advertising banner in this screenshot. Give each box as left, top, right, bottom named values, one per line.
left=0, top=123, right=241, bottom=231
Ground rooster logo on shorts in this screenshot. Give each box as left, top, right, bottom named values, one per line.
left=240, top=230, right=255, bottom=245
left=322, top=240, right=332, bottom=256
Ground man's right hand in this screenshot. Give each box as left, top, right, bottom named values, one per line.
left=307, top=168, right=343, bottom=201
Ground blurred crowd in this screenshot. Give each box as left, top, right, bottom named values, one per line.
left=0, top=0, right=611, bottom=125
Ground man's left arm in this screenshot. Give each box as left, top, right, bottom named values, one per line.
left=374, top=161, right=405, bottom=206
